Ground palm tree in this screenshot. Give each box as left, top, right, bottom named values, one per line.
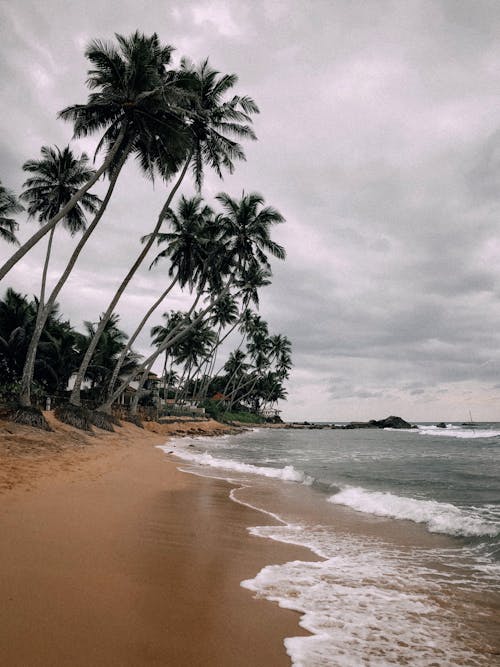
left=98, top=194, right=217, bottom=410
left=150, top=310, right=185, bottom=409
left=195, top=293, right=239, bottom=401
left=21, top=145, right=101, bottom=300
left=216, top=191, right=286, bottom=274
left=0, top=289, right=36, bottom=384
left=17, top=146, right=102, bottom=408
left=179, top=58, right=259, bottom=190
left=68, top=58, right=258, bottom=417
left=0, top=181, right=23, bottom=245
left=102, top=189, right=286, bottom=414
left=0, top=31, right=189, bottom=281
left=79, top=313, right=139, bottom=405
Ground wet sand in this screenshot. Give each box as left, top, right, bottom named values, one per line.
left=0, top=413, right=313, bottom=666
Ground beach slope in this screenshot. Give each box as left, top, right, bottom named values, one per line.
left=0, top=414, right=310, bottom=666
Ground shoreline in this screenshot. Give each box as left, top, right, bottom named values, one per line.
left=0, top=413, right=314, bottom=666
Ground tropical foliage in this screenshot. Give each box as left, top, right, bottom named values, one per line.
left=0, top=31, right=292, bottom=429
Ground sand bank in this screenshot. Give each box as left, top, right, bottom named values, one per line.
left=0, top=413, right=312, bottom=666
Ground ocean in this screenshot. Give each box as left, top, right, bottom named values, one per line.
left=159, top=423, right=500, bottom=666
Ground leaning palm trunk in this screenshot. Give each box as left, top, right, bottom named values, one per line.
left=69, top=154, right=192, bottom=408
left=103, top=280, right=235, bottom=410
left=98, top=289, right=205, bottom=413
left=25, top=224, right=56, bottom=400
left=17, top=151, right=128, bottom=408
left=199, top=314, right=246, bottom=401
left=105, top=272, right=179, bottom=403
left=0, top=124, right=127, bottom=282
left=39, top=226, right=56, bottom=307
left=226, top=371, right=260, bottom=411
left=130, top=360, right=155, bottom=416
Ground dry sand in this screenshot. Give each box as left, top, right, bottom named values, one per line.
left=0, top=413, right=313, bottom=666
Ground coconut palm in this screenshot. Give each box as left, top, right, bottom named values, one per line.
left=195, top=293, right=239, bottom=401
left=99, top=195, right=216, bottom=408
left=68, top=57, right=258, bottom=417
left=16, top=146, right=102, bottom=408
left=216, top=191, right=286, bottom=274
left=102, top=189, right=285, bottom=413
left=0, top=289, right=36, bottom=383
left=179, top=58, right=259, bottom=190
left=79, top=313, right=140, bottom=405
left=0, top=31, right=189, bottom=281
left=0, top=181, right=23, bottom=245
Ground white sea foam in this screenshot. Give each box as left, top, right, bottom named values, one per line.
left=242, top=523, right=492, bottom=666
left=158, top=443, right=312, bottom=484
left=414, top=424, right=500, bottom=439
left=328, top=486, right=500, bottom=537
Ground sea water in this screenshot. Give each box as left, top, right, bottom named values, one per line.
left=159, top=424, right=500, bottom=666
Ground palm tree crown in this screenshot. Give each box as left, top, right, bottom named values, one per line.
left=179, top=58, right=259, bottom=189
left=148, top=195, right=215, bottom=289
left=21, top=146, right=101, bottom=234
left=59, top=31, right=191, bottom=181
left=216, top=191, right=286, bottom=274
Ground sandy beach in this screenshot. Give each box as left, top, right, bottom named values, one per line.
left=0, top=413, right=313, bottom=666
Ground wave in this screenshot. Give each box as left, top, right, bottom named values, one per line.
left=328, top=486, right=500, bottom=537
left=241, top=523, right=493, bottom=666
left=158, top=443, right=312, bottom=484
left=415, top=424, right=500, bottom=439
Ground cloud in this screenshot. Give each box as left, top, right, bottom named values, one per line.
left=2, top=0, right=500, bottom=421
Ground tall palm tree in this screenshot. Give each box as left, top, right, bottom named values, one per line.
left=68, top=58, right=258, bottom=415
left=0, top=31, right=189, bottom=281
left=100, top=194, right=216, bottom=408
left=17, top=146, right=102, bottom=408
left=79, top=313, right=139, bottom=405
left=196, top=293, right=239, bottom=401
left=0, top=181, right=23, bottom=245
left=102, top=190, right=286, bottom=413
left=216, top=191, right=286, bottom=273
left=179, top=58, right=259, bottom=190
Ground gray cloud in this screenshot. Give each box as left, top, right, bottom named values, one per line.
left=2, top=0, right=500, bottom=421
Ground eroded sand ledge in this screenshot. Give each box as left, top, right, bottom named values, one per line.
left=0, top=413, right=312, bottom=666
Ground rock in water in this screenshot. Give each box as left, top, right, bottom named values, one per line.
left=374, top=415, right=412, bottom=429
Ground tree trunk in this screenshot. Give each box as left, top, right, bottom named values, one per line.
left=69, top=154, right=192, bottom=407
left=17, top=152, right=127, bottom=408
left=104, top=273, right=178, bottom=403
left=130, top=361, right=153, bottom=416
left=0, top=124, right=128, bottom=282
left=39, top=226, right=55, bottom=307
left=103, top=281, right=235, bottom=409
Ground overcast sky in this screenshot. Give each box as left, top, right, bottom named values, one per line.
left=2, top=0, right=500, bottom=421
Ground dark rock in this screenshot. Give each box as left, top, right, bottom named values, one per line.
left=373, top=415, right=412, bottom=429
left=436, top=422, right=447, bottom=429
left=343, top=416, right=412, bottom=430
left=344, top=421, right=378, bottom=429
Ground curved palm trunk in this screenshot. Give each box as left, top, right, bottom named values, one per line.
left=130, top=360, right=154, bottom=416
left=18, top=153, right=127, bottom=407
left=39, top=226, right=56, bottom=306
left=98, top=288, right=205, bottom=413
left=200, top=314, right=244, bottom=399
left=70, top=154, right=192, bottom=408
left=227, top=371, right=259, bottom=411
left=0, top=124, right=127, bottom=282
left=104, top=272, right=179, bottom=404
left=103, top=281, right=234, bottom=410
